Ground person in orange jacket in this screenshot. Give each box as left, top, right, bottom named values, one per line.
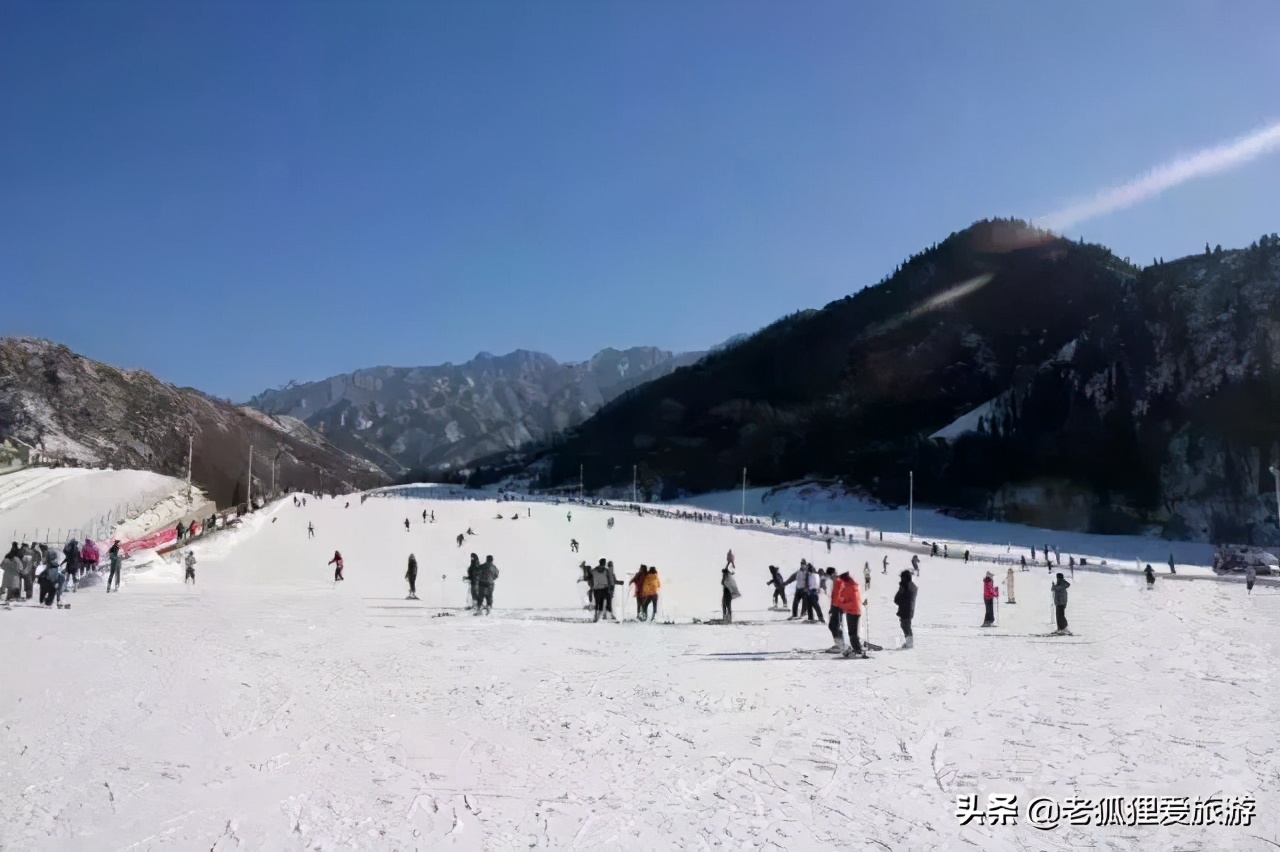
left=828, top=569, right=865, bottom=657
left=640, top=566, right=661, bottom=621
left=981, top=571, right=998, bottom=626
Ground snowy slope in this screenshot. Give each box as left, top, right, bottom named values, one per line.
left=0, top=467, right=191, bottom=543
left=1, top=493, right=1275, bottom=851
left=669, top=484, right=1218, bottom=566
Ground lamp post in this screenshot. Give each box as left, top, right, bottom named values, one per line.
left=633, top=464, right=637, bottom=504
left=909, top=470, right=914, bottom=542
left=1270, top=465, right=1280, bottom=531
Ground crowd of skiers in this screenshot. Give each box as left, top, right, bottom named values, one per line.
left=2, top=538, right=125, bottom=606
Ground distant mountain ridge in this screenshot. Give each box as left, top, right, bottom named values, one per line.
left=247, top=346, right=704, bottom=475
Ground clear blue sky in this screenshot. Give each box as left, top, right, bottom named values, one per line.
left=2, top=1, right=1277, bottom=400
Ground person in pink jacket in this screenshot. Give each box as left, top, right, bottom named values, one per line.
left=981, top=572, right=998, bottom=627
left=80, top=539, right=100, bottom=572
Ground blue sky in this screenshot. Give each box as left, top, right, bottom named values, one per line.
left=2, top=1, right=1277, bottom=400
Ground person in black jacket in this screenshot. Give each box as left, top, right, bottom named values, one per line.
left=405, top=554, right=418, bottom=598
left=766, top=566, right=788, bottom=609
left=1052, top=574, right=1071, bottom=633
left=894, top=570, right=917, bottom=649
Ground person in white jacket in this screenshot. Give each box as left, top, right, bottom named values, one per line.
left=184, top=550, right=197, bottom=584
left=1005, top=567, right=1016, bottom=604
left=805, top=566, right=824, bottom=623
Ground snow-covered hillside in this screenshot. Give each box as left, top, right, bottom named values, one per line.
left=0, top=467, right=207, bottom=543
left=669, top=484, right=1219, bottom=566
left=1, top=493, right=1274, bottom=850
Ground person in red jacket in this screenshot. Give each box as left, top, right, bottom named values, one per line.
left=329, top=551, right=344, bottom=582
left=829, top=569, right=865, bottom=657
left=981, top=572, right=998, bottom=626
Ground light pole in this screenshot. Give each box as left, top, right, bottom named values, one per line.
left=186, top=433, right=193, bottom=507
left=633, top=464, right=637, bottom=504
left=1270, top=465, right=1280, bottom=531
left=579, top=464, right=583, bottom=503
left=247, top=443, right=254, bottom=506
left=741, top=467, right=747, bottom=517
left=908, top=470, right=914, bottom=542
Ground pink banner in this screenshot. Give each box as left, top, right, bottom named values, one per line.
left=115, top=527, right=177, bottom=558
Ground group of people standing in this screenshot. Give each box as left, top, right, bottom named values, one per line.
left=2, top=538, right=123, bottom=606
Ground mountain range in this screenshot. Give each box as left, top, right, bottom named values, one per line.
left=3, top=219, right=1276, bottom=546
left=0, top=338, right=389, bottom=506
left=467, top=220, right=1280, bottom=546
left=246, top=347, right=703, bottom=476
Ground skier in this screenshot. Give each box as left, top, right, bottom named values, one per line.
left=106, top=541, right=122, bottom=592
left=405, top=518, right=411, bottom=532
left=766, top=565, right=788, bottom=609
left=943, top=544, right=948, bottom=559
left=828, top=570, right=863, bottom=655
left=863, top=562, right=871, bottom=590
left=1005, top=567, right=1016, bottom=603
left=38, top=548, right=62, bottom=607
left=607, top=517, right=614, bottom=529
left=422, top=510, right=428, bottom=522
left=721, top=565, right=740, bottom=624
left=1051, top=573, right=1071, bottom=633
left=567, top=511, right=572, bottom=522
left=981, top=572, right=998, bottom=627
left=20, top=543, right=35, bottom=599
left=1143, top=564, right=1156, bottom=587
left=882, top=555, right=888, bottom=575
left=570, top=539, right=579, bottom=553
left=457, top=533, right=466, bottom=548
left=640, top=566, right=661, bottom=621
left=826, top=538, right=832, bottom=553
left=911, top=554, right=920, bottom=576
left=1031, top=545, right=1036, bottom=561
left=1168, top=554, right=1176, bottom=575
left=1245, top=563, right=1256, bottom=595
left=431, top=511, right=435, bottom=522
left=329, top=551, right=344, bottom=582
left=804, top=563, right=823, bottom=623
left=176, top=521, right=186, bottom=543
left=1020, top=555, right=1027, bottom=571
left=466, top=528, right=475, bottom=536
left=63, top=539, right=80, bottom=590
left=307, top=522, right=315, bottom=539
left=894, top=570, right=917, bottom=649
left=963, top=549, right=970, bottom=564
left=184, top=550, right=197, bottom=584
left=474, top=555, right=498, bottom=614
left=725, top=549, right=735, bottom=570
left=629, top=565, right=648, bottom=618
left=81, top=538, right=99, bottom=572
left=589, top=559, right=614, bottom=622
left=465, top=554, right=481, bottom=608
left=605, top=560, right=620, bottom=617
left=405, top=554, right=418, bottom=599
left=1, top=544, right=21, bottom=604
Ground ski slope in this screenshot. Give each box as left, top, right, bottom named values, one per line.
left=1, top=494, right=1276, bottom=851
left=0, top=467, right=190, bottom=543
left=669, top=484, right=1219, bottom=567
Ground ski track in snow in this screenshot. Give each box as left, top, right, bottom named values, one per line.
left=1, top=496, right=1277, bottom=851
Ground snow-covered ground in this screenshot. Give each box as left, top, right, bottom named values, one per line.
left=668, top=484, right=1220, bottom=568
left=2, top=494, right=1276, bottom=850
left=0, top=467, right=192, bottom=544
